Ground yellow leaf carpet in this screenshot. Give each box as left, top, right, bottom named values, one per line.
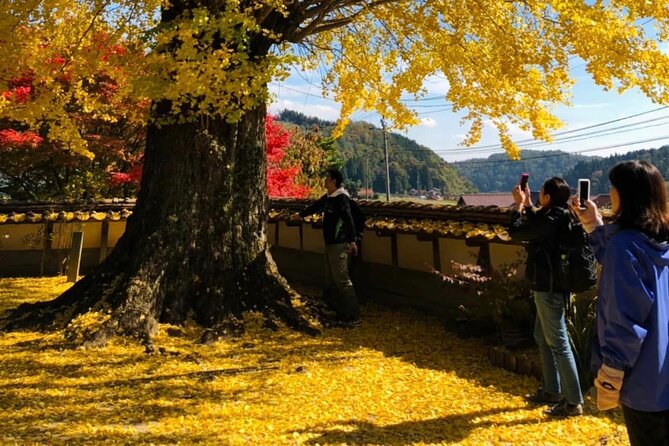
left=0, top=277, right=628, bottom=445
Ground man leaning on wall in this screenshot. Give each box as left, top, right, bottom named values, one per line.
left=291, top=168, right=361, bottom=328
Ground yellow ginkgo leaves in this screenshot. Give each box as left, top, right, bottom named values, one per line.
left=0, top=276, right=630, bottom=445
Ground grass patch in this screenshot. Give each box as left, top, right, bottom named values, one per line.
left=0, top=277, right=628, bottom=445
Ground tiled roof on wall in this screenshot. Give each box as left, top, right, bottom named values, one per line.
left=0, top=197, right=610, bottom=244
left=0, top=199, right=135, bottom=224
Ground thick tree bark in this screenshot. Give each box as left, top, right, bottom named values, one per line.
left=1, top=104, right=317, bottom=344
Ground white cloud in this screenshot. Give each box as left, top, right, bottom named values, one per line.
left=422, top=74, right=450, bottom=96
left=268, top=99, right=341, bottom=121
left=419, top=117, right=437, bottom=128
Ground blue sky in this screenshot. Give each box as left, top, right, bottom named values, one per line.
left=269, top=58, right=669, bottom=163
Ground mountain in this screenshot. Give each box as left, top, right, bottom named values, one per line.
left=453, top=144, right=669, bottom=194
left=452, top=150, right=596, bottom=192
left=277, top=110, right=476, bottom=196
left=563, top=145, right=669, bottom=195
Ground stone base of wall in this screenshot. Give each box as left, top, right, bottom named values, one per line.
left=487, top=346, right=542, bottom=380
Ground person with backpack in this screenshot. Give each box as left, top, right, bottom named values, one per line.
left=509, top=177, right=584, bottom=417
left=572, top=161, right=669, bottom=446
left=294, top=168, right=361, bottom=327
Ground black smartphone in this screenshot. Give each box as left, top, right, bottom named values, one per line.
left=519, top=172, right=529, bottom=190
left=578, top=179, right=590, bottom=209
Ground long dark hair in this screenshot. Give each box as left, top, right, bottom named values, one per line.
left=542, top=177, right=570, bottom=208
left=609, top=160, right=669, bottom=241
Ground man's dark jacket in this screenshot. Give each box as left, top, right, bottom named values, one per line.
left=300, top=192, right=356, bottom=245
left=509, top=205, right=572, bottom=292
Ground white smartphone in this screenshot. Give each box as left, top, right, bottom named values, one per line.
left=577, top=179, right=590, bottom=209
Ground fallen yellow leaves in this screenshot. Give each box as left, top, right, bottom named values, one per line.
left=0, top=277, right=628, bottom=445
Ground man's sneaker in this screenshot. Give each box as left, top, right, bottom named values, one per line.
left=338, top=319, right=362, bottom=329
left=544, top=399, right=583, bottom=418
left=322, top=318, right=362, bottom=329
left=525, top=388, right=562, bottom=405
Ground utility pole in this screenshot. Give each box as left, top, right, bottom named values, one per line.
left=365, top=153, right=370, bottom=199
left=380, top=117, right=391, bottom=202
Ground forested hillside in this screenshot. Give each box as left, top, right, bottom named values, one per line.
left=277, top=110, right=669, bottom=196
left=452, top=150, right=594, bottom=192
left=563, top=145, right=669, bottom=194
left=278, top=110, right=476, bottom=196
left=452, top=145, right=669, bottom=194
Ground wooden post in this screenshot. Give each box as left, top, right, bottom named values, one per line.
left=40, top=221, right=54, bottom=277
left=432, top=236, right=441, bottom=272
left=99, top=220, right=109, bottom=263
left=390, top=233, right=398, bottom=269
left=417, top=233, right=441, bottom=272
left=476, top=242, right=492, bottom=274
left=298, top=223, right=304, bottom=254
left=66, top=231, right=84, bottom=282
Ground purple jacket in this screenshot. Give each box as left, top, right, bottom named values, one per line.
left=589, top=224, right=669, bottom=411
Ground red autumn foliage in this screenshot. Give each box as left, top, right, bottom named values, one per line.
left=110, top=162, right=143, bottom=186
left=266, top=114, right=291, bottom=163
left=0, top=129, right=43, bottom=148
left=265, top=114, right=310, bottom=198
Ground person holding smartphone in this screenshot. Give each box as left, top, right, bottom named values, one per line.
left=509, top=176, right=584, bottom=417
left=572, top=161, right=669, bottom=445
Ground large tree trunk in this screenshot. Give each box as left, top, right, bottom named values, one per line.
left=1, top=104, right=316, bottom=345
left=1, top=2, right=317, bottom=345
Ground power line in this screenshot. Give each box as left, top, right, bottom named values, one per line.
left=271, top=82, right=452, bottom=105
left=432, top=112, right=669, bottom=155
left=515, top=117, right=669, bottom=148
left=436, top=106, right=669, bottom=153
left=445, top=135, right=669, bottom=165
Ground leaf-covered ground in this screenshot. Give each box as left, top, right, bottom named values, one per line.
left=0, top=277, right=629, bottom=445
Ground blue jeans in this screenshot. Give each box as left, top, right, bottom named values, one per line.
left=533, top=291, right=583, bottom=405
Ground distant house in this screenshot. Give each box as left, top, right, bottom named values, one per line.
left=426, top=188, right=443, bottom=200
left=356, top=188, right=375, bottom=199
left=457, top=192, right=539, bottom=208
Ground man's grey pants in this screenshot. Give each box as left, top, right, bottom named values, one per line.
left=324, top=243, right=359, bottom=321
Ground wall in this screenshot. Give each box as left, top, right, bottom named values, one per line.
left=1, top=218, right=526, bottom=320
left=0, top=221, right=126, bottom=277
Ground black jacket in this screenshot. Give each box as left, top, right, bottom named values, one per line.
left=509, top=205, right=572, bottom=292
left=300, top=193, right=356, bottom=245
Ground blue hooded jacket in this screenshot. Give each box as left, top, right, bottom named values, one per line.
left=589, top=224, right=669, bottom=411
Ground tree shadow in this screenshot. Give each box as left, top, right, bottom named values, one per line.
left=301, top=406, right=535, bottom=445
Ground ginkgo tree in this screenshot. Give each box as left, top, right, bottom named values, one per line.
left=2, top=1, right=669, bottom=344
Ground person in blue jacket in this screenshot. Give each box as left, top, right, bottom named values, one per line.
left=573, top=160, right=669, bottom=446
left=509, top=177, right=584, bottom=417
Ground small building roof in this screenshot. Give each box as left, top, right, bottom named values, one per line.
left=456, top=192, right=539, bottom=208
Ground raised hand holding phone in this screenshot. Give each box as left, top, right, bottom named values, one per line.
left=577, top=179, right=590, bottom=209
left=519, top=172, right=529, bottom=191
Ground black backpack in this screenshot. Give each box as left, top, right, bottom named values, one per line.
left=348, top=199, right=366, bottom=241
left=554, top=215, right=598, bottom=293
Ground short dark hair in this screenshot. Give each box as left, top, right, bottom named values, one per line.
left=542, top=177, right=570, bottom=208
left=609, top=160, right=669, bottom=240
left=326, top=168, right=344, bottom=188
